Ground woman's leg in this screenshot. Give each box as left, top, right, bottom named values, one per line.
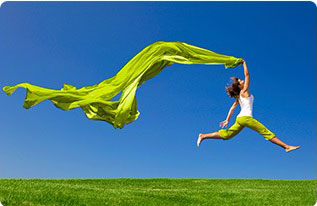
left=197, top=132, right=222, bottom=147
left=245, top=118, right=300, bottom=152
left=197, top=120, right=244, bottom=147
left=269, top=137, right=300, bottom=152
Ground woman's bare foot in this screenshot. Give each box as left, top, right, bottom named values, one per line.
left=285, top=146, right=300, bottom=152
left=197, top=134, right=204, bottom=147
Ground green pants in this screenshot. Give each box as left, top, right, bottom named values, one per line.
left=219, top=116, right=275, bottom=140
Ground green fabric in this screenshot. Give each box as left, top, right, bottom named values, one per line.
left=219, top=116, right=276, bottom=140
left=3, top=42, right=243, bottom=128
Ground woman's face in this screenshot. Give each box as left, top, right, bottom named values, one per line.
left=238, top=79, right=244, bottom=89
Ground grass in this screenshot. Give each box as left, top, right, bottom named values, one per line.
left=0, top=179, right=316, bottom=206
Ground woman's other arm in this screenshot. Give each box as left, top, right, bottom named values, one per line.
left=220, top=98, right=239, bottom=128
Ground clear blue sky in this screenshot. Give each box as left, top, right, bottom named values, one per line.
left=0, top=2, right=316, bottom=180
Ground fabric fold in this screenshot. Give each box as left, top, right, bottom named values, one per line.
left=3, top=41, right=243, bottom=128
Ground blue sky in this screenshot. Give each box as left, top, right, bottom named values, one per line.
left=0, top=2, right=315, bottom=180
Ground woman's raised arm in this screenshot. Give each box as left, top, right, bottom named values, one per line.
left=242, top=60, right=250, bottom=92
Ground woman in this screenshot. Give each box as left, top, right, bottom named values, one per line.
left=197, top=60, right=300, bottom=153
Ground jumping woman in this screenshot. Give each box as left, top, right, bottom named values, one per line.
left=197, top=60, right=300, bottom=152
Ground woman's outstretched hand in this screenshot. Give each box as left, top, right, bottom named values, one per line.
left=220, top=120, right=229, bottom=128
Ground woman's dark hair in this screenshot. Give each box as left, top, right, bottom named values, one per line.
left=225, top=77, right=241, bottom=98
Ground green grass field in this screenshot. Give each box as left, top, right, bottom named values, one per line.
left=0, top=179, right=316, bottom=206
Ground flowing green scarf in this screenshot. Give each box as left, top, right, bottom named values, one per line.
left=3, top=42, right=243, bottom=128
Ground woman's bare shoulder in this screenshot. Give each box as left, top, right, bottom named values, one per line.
left=240, top=90, right=251, bottom=98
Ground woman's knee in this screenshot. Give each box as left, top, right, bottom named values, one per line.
left=218, top=130, right=234, bottom=140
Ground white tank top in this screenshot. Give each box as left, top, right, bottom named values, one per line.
left=237, top=94, right=254, bottom=118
